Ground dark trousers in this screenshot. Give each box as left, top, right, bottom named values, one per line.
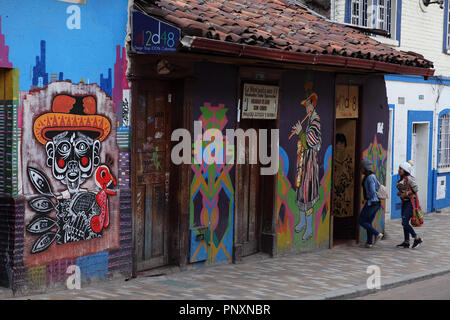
left=359, top=202, right=381, bottom=244
left=401, top=200, right=417, bottom=242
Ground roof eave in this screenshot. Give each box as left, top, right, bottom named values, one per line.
left=180, top=36, right=435, bottom=77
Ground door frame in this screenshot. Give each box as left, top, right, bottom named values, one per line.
left=131, top=79, right=173, bottom=272
left=233, top=66, right=282, bottom=262
left=410, top=121, right=430, bottom=213
left=406, top=110, right=434, bottom=213
left=330, top=81, right=364, bottom=246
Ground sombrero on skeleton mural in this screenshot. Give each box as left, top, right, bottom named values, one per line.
left=33, top=94, right=111, bottom=144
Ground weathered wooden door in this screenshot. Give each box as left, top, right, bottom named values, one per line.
left=332, top=119, right=357, bottom=241
left=236, top=119, right=263, bottom=257
left=332, top=84, right=360, bottom=243
left=134, top=81, right=172, bottom=271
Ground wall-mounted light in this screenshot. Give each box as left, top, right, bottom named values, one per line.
left=422, top=0, right=445, bottom=9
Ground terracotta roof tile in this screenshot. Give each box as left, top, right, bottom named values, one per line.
left=138, top=0, right=433, bottom=69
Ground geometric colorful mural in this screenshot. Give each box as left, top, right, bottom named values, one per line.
left=190, top=103, right=234, bottom=264
left=360, top=134, right=387, bottom=242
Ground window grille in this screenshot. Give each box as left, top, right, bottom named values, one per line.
left=439, top=114, right=450, bottom=170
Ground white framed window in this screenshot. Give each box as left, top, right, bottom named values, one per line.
left=377, top=0, right=392, bottom=33
left=439, top=113, right=450, bottom=170
left=351, top=0, right=368, bottom=27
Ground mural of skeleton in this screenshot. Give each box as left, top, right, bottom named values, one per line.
left=26, top=94, right=116, bottom=254
left=289, top=88, right=322, bottom=240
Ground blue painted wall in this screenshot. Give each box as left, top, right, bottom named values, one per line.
left=1, top=0, right=127, bottom=91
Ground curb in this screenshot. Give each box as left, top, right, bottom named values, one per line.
left=302, top=266, right=450, bottom=300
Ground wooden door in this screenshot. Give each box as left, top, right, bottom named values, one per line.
left=236, top=119, right=263, bottom=257
left=332, top=119, right=357, bottom=241
left=134, top=81, right=172, bottom=271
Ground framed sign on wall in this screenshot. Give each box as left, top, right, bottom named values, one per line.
left=242, top=83, right=279, bottom=119
left=336, top=85, right=359, bottom=119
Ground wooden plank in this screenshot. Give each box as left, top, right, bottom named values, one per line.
left=137, top=256, right=166, bottom=271
left=248, top=162, right=258, bottom=243
left=144, top=185, right=152, bottom=260
left=151, top=184, right=165, bottom=258
left=135, top=185, right=146, bottom=264
left=242, top=158, right=250, bottom=243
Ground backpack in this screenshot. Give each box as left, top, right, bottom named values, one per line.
left=374, top=175, right=388, bottom=200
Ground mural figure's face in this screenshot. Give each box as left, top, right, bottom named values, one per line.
left=46, top=131, right=100, bottom=195
left=305, top=99, right=314, bottom=114
left=335, top=141, right=346, bottom=155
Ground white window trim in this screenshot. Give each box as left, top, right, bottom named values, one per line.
left=375, top=0, right=398, bottom=41
left=351, top=0, right=368, bottom=27
left=438, top=113, right=450, bottom=172
left=348, top=0, right=398, bottom=41
left=370, top=35, right=399, bottom=47
left=446, top=0, right=450, bottom=53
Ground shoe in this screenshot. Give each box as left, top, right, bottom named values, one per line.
left=302, top=214, right=313, bottom=240
left=374, top=233, right=383, bottom=244
left=365, top=243, right=373, bottom=248
left=396, top=241, right=410, bottom=248
left=412, top=238, right=423, bottom=249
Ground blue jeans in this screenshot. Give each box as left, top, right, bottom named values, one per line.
left=359, top=202, right=381, bottom=244
left=401, top=200, right=417, bottom=242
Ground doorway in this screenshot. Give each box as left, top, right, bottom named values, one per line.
left=411, top=122, right=429, bottom=212
left=132, top=80, right=173, bottom=271
left=332, top=119, right=359, bottom=243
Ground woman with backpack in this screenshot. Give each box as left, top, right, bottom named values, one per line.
left=396, top=162, right=423, bottom=249
left=359, top=160, right=383, bottom=248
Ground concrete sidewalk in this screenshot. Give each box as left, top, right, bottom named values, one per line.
left=4, top=209, right=450, bottom=300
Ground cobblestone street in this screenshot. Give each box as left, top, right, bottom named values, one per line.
left=4, top=209, right=450, bottom=300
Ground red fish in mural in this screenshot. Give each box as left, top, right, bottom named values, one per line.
left=91, top=165, right=116, bottom=233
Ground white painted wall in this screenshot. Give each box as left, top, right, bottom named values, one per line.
left=385, top=79, right=450, bottom=173
left=397, top=1, right=450, bottom=77
left=333, top=0, right=347, bottom=22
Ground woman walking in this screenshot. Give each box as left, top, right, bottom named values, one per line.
left=396, top=162, right=423, bottom=249
left=359, top=160, right=383, bottom=248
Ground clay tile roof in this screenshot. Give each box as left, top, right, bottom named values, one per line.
left=137, top=0, right=434, bottom=70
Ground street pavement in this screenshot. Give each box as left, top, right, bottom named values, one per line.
left=359, top=272, right=450, bottom=299
left=4, top=208, right=450, bottom=300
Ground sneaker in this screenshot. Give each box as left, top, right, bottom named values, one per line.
left=412, top=238, right=423, bottom=249
left=396, top=241, right=410, bottom=248
left=374, top=233, right=383, bottom=244
left=365, top=243, right=373, bottom=248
